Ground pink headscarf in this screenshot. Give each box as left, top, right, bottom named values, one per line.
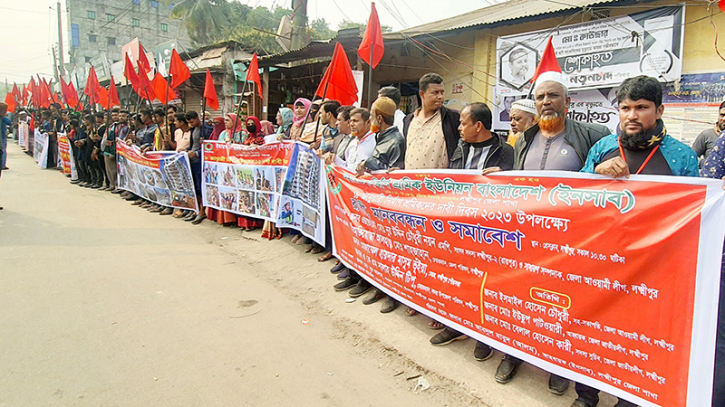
left=292, top=97, right=312, bottom=127
left=260, top=120, right=275, bottom=135
left=209, top=116, right=225, bottom=140
left=226, top=113, right=243, bottom=133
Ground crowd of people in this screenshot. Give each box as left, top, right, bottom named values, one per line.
left=1, top=70, right=724, bottom=407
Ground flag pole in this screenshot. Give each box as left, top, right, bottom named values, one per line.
left=165, top=73, right=171, bottom=146
left=232, top=78, right=249, bottom=139
left=368, top=44, right=374, bottom=109
left=300, top=47, right=339, bottom=143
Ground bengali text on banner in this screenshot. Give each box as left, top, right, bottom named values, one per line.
left=57, top=133, right=77, bottom=179
left=325, top=166, right=725, bottom=407
left=116, top=141, right=198, bottom=212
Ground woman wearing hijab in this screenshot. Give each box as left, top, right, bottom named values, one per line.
left=219, top=113, right=245, bottom=143
left=275, top=107, right=294, bottom=140
left=260, top=120, right=275, bottom=136
left=243, top=116, right=265, bottom=146
left=208, top=116, right=225, bottom=141
left=206, top=113, right=243, bottom=226
left=289, top=98, right=311, bottom=141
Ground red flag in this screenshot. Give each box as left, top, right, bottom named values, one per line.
left=98, top=87, right=109, bottom=108
left=151, top=72, right=177, bottom=104
left=124, top=53, right=141, bottom=92
left=358, top=2, right=385, bottom=69
left=28, top=77, right=38, bottom=107
left=38, top=77, right=52, bottom=108
left=108, top=76, right=121, bottom=107
left=68, top=82, right=80, bottom=108
left=203, top=69, right=219, bottom=111
left=137, top=42, right=152, bottom=75
left=60, top=76, right=79, bottom=108
left=4, top=93, right=16, bottom=113
left=169, top=49, right=190, bottom=88
left=52, top=92, right=62, bottom=105
left=85, top=66, right=102, bottom=104
left=137, top=67, right=156, bottom=101
left=245, top=53, right=263, bottom=99
left=531, top=37, right=561, bottom=83
left=11, top=83, right=20, bottom=101
left=315, top=43, right=359, bottom=106
left=21, top=84, right=28, bottom=105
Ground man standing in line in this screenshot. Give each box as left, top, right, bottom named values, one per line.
left=0, top=102, right=9, bottom=210
left=577, top=76, right=697, bottom=407
left=378, top=86, right=405, bottom=130
left=186, top=111, right=206, bottom=224
left=485, top=71, right=609, bottom=395
left=692, top=101, right=725, bottom=167
left=103, top=108, right=120, bottom=194
left=316, top=100, right=341, bottom=152
left=506, top=99, right=538, bottom=147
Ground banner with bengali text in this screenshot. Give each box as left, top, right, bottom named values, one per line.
left=57, top=133, right=77, bottom=180
left=17, top=122, right=27, bottom=151
left=326, top=166, right=725, bottom=407
left=33, top=129, right=48, bottom=169
left=116, top=142, right=198, bottom=212
left=201, top=141, right=327, bottom=245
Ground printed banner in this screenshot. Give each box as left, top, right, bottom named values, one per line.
left=326, top=167, right=724, bottom=407
left=496, top=6, right=684, bottom=92
left=57, top=133, right=77, bottom=180
left=116, top=142, right=198, bottom=211
left=200, top=141, right=327, bottom=245
left=17, top=122, right=27, bottom=150
left=660, top=73, right=725, bottom=146
left=33, top=129, right=48, bottom=169
left=201, top=140, right=294, bottom=222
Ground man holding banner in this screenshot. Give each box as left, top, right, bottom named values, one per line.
left=576, top=76, right=698, bottom=407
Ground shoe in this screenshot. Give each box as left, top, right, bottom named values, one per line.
left=495, top=356, right=522, bottom=383
left=612, top=399, right=636, bottom=407
left=380, top=296, right=399, bottom=313
left=548, top=374, right=570, bottom=395
left=290, top=235, right=301, bottom=244
left=337, top=269, right=350, bottom=280
left=112, top=189, right=123, bottom=194
left=150, top=206, right=163, bottom=213
left=140, top=203, right=152, bottom=209
left=430, top=328, right=466, bottom=346
left=571, top=399, right=595, bottom=407
left=132, top=199, right=144, bottom=205
left=330, top=262, right=346, bottom=274
left=348, top=280, right=373, bottom=298
left=474, top=342, right=494, bottom=361
left=191, top=214, right=206, bottom=225
left=90, top=183, right=100, bottom=189
left=334, top=277, right=356, bottom=291
left=184, top=213, right=197, bottom=221
left=159, top=207, right=173, bottom=215
left=172, top=209, right=185, bottom=218
left=98, top=187, right=108, bottom=191
left=362, top=288, right=385, bottom=305
left=70, top=180, right=80, bottom=184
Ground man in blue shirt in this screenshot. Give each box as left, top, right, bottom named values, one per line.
left=0, top=102, right=10, bottom=209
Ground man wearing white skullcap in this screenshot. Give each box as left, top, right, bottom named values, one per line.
left=507, top=99, right=537, bottom=147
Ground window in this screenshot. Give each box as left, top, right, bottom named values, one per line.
left=88, top=34, right=96, bottom=43
left=151, top=1, right=158, bottom=8
left=71, top=23, right=80, bottom=47
left=132, top=18, right=139, bottom=27
left=87, top=10, right=95, bottom=19
left=106, top=13, right=114, bottom=22
left=161, top=23, right=168, bottom=32
left=107, top=37, right=116, bottom=45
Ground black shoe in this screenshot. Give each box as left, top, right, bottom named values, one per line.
left=337, top=269, right=350, bottom=280
left=430, top=327, right=466, bottom=346
left=70, top=179, right=80, bottom=184
left=571, top=399, right=595, bottom=407
left=380, top=296, right=398, bottom=313
left=474, top=342, right=493, bottom=361
left=184, top=213, right=197, bottom=221
left=334, top=277, right=356, bottom=291
left=330, top=262, right=346, bottom=274
left=349, top=280, right=373, bottom=298
left=362, top=288, right=385, bottom=305
left=90, top=183, right=100, bottom=189
left=191, top=214, right=206, bottom=225
left=548, top=374, right=570, bottom=395
left=495, top=355, right=522, bottom=383
left=612, top=399, right=637, bottom=407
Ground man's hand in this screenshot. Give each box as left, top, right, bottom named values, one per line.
left=105, top=140, right=113, bottom=146
left=356, top=162, right=367, bottom=177
left=188, top=151, right=196, bottom=159
left=324, top=153, right=336, bottom=165
left=482, top=167, right=501, bottom=176
left=595, top=157, right=630, bottom=179
left=386, top=167, right=400, bottom=173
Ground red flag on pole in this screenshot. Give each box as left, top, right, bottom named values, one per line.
left=358, top=2, right=384, bottom=69
left=203, top=69, right=219, bottom=111
left=245, top=53, right=263, bottom=100
left=124, top=53, right=141, bottom=92
left=108, top=76, right=121, bottom=107
left=11, top=83, right=20, bottom=101
left=137, top=42, right=152, bottom=76
left=169, top=49, right=190, bottom=88
left=21, top=84, right=28, bottom=105
left=315, top=43, right=359, bottom=106
left=151, top=72, right=177, bottom=104
left=38, top=77, right=52, bottom=108
left=68, top=82, right=79, bottom=108
left=5, top=93, right=16, bottom=113
left=60, top=77, right=79, bottom=108
left=98, top=87, right=109, bottom=108
left=531, top=37, right=561, bottom=83
left=85, top=66, right=102, bottom=104
left=137, top=67, right=156, bottom=101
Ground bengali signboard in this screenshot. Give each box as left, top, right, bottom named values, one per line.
left=116, top=142, right=198, bottom=211
left=496, top=6, right=684, bottom=93
left=326, top=166, right=724, bottom=407
left=201, top=141, right=327, bottom=245
left=57, top=133, right=77, bottom=180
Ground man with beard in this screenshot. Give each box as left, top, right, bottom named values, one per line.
left=692, top=101, right=725, bottom=167
left=506, top=99, right=537, bottom=147
left=486, top=71, right=609, bottom=395
left=576, top=77, right=697, bottom=407
left=508, top=48, right=530, bottom=87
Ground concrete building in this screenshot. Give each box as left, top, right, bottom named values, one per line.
left=65, top=0, right=191, bottom=80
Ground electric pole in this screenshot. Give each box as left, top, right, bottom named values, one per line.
left=57, top=1, right=65, bottom=75
left=290, top=0, right=308, bottom=51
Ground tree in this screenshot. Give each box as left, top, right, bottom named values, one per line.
left=164, top=0, right=232, bottom=46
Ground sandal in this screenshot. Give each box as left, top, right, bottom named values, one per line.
left=318, top=252, right=333, bottom=262
left=275, top=230, right=283, bottom=239
left=305, top=245, right=315, bottom=253
left=406, top=307, right=418, bottom=316
left=429, top=320, right=445, bottom=330
left=311, top=246, right=325, bottom=255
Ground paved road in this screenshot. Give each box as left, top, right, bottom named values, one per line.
left=0, top=142, right=618, bottom=407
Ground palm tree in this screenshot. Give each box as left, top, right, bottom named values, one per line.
left=163, top=0, right=231, bottom=46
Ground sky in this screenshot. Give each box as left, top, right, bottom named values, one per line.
left=0, top=0, right=496, bottom=85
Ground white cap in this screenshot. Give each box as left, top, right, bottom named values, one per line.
left=534, top=71, right=568, bottom=92
left=510, top=99, right=537, bottom=115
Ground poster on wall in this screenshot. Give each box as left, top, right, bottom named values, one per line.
left=661, top=72, right=725, bottom=145
left=496, top=6, right=684, bottom=93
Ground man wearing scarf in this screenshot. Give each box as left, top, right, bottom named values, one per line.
left=577, top=76, right=698, bottom=407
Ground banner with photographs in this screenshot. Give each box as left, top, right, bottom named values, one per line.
left=493, top=87, right=620, bottom=133
left=33, top=129, right=48, bottom=169
left=496, top=6, right=684, bottom=93
left=200, top=141, right=327, bottom=246
left=57, top=133, right=77, bottom=179
left=116, top=141, right=198, bottom=212
left=201, top=140, right=294, bottom=222
left=17, top=122, right=27, bottom=150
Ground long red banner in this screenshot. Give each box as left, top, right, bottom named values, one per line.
left=326, top=166, right=725, bottom=407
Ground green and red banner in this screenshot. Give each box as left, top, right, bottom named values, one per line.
left=57, top=133, right=77, bottom=179
left=326, top=166, right=725, bottom=407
